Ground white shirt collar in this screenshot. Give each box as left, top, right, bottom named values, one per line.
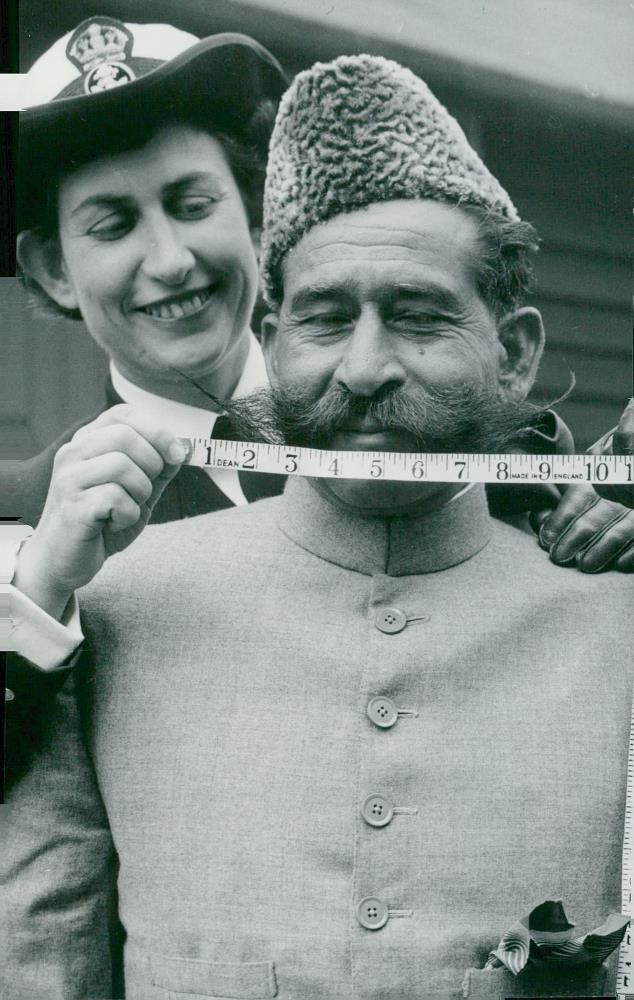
left=109, top=333, right=268, bottom=438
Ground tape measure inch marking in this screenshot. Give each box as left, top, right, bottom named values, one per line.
left=182, top=438, right=633, bottom=486
left=617, top=691, right=634, bottom=1000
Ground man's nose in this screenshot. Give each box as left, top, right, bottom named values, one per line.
left=334, top=310, right=406, bottom=397
left=140, top=218, right=195, bottom=286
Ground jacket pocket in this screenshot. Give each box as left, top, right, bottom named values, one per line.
left=462, top=963, right=609, bottom=998
left=147, top=953, right=277, bottom=999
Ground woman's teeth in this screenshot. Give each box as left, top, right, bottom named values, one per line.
left=142, top=287, right=213, bottom=320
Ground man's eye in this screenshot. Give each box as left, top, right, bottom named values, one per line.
left=87, top=215, right=131, bottom=240
left=303, top=313, right=351, bottom=327
left=393, top=312, right=442, bottom=328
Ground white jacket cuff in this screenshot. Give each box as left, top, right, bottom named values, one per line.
left=2, top=584, right=84, bottom=670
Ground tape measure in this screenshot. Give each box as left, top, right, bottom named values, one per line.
left=182, top=438, right=633, bottom=485
left=618, top=697, right=634, bottom=1000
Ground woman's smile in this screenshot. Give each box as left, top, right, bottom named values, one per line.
left=135, top=283, right=218, bottom=322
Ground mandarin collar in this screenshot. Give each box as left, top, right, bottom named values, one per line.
left=277, top=476, right=491, bottom=576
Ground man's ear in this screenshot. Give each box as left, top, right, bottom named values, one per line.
left=496, top=307, right=545, bottom=398
left=16, top=230, right=79, bottom=312
left=260, top=311, right=280, bottom=380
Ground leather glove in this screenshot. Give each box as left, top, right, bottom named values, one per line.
left=529, top=401, right=634, bottom=571
left=529, top=484, right=634, bottom=573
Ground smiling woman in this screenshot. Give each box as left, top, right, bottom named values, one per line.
left=5, top=19, right=288, bottom=540
left=21, top=126, right=261, bottom=399
left=15, top=20, right=286, bottom=399
left=19, top=106, right=276, bottom=321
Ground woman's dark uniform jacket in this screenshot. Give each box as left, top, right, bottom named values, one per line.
left=1, top=379, right=572, bottom=791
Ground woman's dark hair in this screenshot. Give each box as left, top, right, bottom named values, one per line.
left=19, top=98, right=277, bottom=320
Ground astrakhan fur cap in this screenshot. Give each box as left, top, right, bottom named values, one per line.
left=261, top=54, right=519, bottom=305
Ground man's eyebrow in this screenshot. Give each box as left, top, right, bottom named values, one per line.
left=380, top=283, right=464, bottom=313
left=289, top=280, right=464, bottom=313
left=289, top=279, right=357, bottom=312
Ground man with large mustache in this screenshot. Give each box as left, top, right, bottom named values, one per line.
left=3, top=55, right=634, bottom=1000
left=6, top=19, right=634, bottom=795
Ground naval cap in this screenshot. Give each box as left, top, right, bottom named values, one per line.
left=18, top=17, right=286, bottom=232
left=22, top=18, right=201, bottom=108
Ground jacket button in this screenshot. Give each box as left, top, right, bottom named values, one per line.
left=375, top=607, right=407, bottom=634
left=361, top=794, right=394, bottom=827
left=367, top=695, right=398, bottom=728
left=356, top=896, right=389, bottom=930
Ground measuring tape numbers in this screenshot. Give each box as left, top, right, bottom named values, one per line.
left=182, top=438, right=633, bottom=486
left=618, top=695, right=634, bottom=1000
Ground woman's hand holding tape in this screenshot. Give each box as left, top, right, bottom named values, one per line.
left=12, top=404, right=188, bottom=621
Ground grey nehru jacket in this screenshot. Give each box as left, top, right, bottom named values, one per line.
left=2, top=478, right=633, bottom=999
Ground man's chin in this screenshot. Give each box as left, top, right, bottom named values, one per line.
left=316, top=476, right=460, bottom=517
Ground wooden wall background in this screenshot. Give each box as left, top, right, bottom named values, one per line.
left=1, top=278, right=108, bottom=458
left=2, top=0, right=631, bottom=459
left=482, top=109, right=632, bottom=446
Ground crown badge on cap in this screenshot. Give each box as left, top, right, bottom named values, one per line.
left=66, top=17, right=136, bottom=95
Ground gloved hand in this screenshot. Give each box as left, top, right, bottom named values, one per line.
left=528, top=401, right=634, bottom=572
left=529, top=484, right=634, bottom=573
